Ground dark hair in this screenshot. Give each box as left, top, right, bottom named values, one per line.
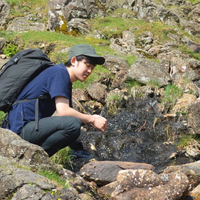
left=65, top=55, right=97, bottom=67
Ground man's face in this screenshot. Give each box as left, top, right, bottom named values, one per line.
left=74, top=59, right=95, bottom=82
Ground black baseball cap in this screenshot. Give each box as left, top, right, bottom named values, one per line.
left=68, top=44, right=105, bottom=65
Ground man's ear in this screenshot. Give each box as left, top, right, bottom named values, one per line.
left=71, top=56, right=77, bottom=66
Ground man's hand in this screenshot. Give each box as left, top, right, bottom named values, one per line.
left=91, top=114, right=107, bottom=133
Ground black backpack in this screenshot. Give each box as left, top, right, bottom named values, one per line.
left=0, top=48, right=54, bottom=129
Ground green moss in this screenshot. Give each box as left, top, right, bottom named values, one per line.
left=56, top=15, right=68, bottom=35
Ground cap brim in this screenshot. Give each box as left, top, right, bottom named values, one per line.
left=83, top=54, right=105, bottom=65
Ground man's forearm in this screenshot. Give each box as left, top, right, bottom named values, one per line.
left=58, top=107, right=94, bottom=124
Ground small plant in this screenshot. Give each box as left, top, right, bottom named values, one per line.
left=125, top=78, right=142, bottom=91
left=51, top=147, right=74, bottom=170
left=146, top=79, right=161, bottom=89
left=106, top=92, right=123, bottom=115
left=3, top=43, right=19, bottom=57
left=176, top=134, right=200, bottom=150
left=161, top=84, right=183, bottom=113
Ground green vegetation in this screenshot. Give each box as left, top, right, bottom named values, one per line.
left=146, top=79, right=161, bottom=88
left=38, top=170, right=69, bottom=188
left=50, top=147, right=74, bottom=170
left=106, top=92, right=123, bottom=115
left=0, top=111, right=6, bottom=127
left=161, top=84, right=183, bottom=113
left=125, top=78, right=142, bottom=91
left=3, top=43, right=19, bottom=57
left=176, top=134, right=200, bottom=150
left=5, top=0, right=48, bottom=21
left=180, top=45, right=200, bottom=61
left=188, top=0, right=200, bottom=4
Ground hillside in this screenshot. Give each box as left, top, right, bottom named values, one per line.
left=1, top=0, right=200, bottom=199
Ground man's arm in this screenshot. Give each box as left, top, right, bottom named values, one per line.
left=55, top=96, right=107, bottom=132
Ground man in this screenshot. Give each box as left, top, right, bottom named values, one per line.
left=7, top=44, right=107, bottom=156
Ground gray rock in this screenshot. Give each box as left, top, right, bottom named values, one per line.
left=0, top=0, right=10, bottom=25
left=7, top=17, right=46, bottom=32
left=127, top=58, right=171, bottom=86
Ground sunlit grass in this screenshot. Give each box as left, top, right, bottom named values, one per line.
left=5, top=0, right=48, bottom=18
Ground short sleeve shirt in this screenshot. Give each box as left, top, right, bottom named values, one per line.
left=7, top=63, right=72, bottom=134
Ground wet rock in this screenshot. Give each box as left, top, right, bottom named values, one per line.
left=83, top=100, right=103, bottom=115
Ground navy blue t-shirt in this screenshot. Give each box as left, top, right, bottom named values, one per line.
left=7, top=63, right=72, bottom=134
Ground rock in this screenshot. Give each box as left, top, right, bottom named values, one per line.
left=67, top=18, right=90, bottom=35
left=48, top=0, right=101, bottom=32
left=12, top=184, right=56, bottom=200
left=188, top=98, right=200, bottom=134
left=110, top=170, right=189, bottom=200
left=86, top=83, right=107, bottom=103
left=109, top=31, right=138, bottom=56
left=83, top=100, right=103, bottom=115
left=0, top=166, right=55, bottom=199
left=103, top=54, right=130, bottom=74
left=7, top=17, right=46, bottom=32
left=127, top=58, right=171, bottom=86
left=189, top=184, right=200, bottom=200
left=111, top=70, right=127, bottom=89
left=0, top=0, right=10, bottom=25
left=79, top=160, right=154, bottom=186
left=73, top=89, right=90, bottom=102
left=0, top=128, right=52, bottom=167
left=164, top=161, right=200, bottom=190
left=171, top=93, right=197, bottom=114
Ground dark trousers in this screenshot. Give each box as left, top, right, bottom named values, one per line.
left=20, top=116, right=81, bottom=157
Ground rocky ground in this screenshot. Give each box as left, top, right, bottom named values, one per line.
left=1, top=0, right=200, bottom=199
